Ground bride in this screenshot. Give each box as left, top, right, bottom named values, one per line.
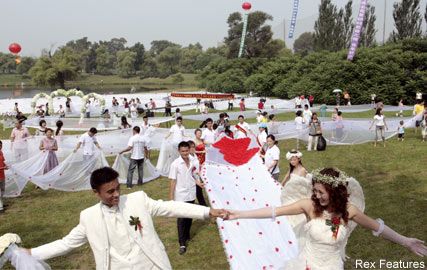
left=225, top=167, right=427, bottom=270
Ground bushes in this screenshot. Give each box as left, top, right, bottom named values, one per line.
left=198, top=38, right=427, bottom=105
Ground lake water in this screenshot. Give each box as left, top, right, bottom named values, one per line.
left=0, top=84, right=177, bottom=99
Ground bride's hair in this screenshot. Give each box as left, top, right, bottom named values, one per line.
left=311, top=168, right=349, bottom=224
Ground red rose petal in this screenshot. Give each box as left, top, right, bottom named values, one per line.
left=248, top=250, right=252, bottom=254
left=225, top=239, right=229, bottom=243
left=236, top=222, right=240, bottom=226
left=259, top=231, right=263, bottom=235
left=277, top=221, right=281, bottom=224
left=229, top=255, right=233, bottom=259
left=288, top=241, right=293, bottom=244
left=275, top=247, right=279, bottom=252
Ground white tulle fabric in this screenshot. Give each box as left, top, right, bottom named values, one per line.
left=8, top=149, right=108, bottom=192
left=0, top=244, right=50, bottom=270
left=280, top=173, right=365, bottom=270
left=203, top=142, right=299, bottom=270
left=112, top=154, right=160, bottom=184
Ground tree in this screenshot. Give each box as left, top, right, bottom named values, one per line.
left=171, top=73, right=185, bottom=87
left=95, top=45, right=114, bottom=75
left=129, top=42, right=145, bottom=71
left=139, top=54, right=159, bottom=79
left=313, top=0, right=354, bottom=51
left=64, top=37, right=92, bottom=72
left=360, top=5, right=377, bottom=47
left=150, top=40, right=180, bottom=56
left=224, top=11, right=284, bottom=58
left=342, top=0, right=354, bottom=48
left=294, top=32, right=315, bottom=55
left=157, top=46, right=182, bottom=77
left=29, top=47, right=79, bottom=88
left=313, top=0, right=339, bottom=51
left=390, top=0, right=422, bottom=41
left=0, top=53, right=17, bottom=73
left=116, top=50, right=137, bottom=78
left=180, top=45, right=203, bottom=73
left=16, top=57, right=36, bottom=74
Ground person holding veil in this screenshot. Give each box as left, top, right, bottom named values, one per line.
left=39, top=128, right=59, bottom=174
left=224, top=167, right=427, bottom=269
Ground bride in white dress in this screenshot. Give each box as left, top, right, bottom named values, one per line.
left=225, top=167, right=427, bottom=270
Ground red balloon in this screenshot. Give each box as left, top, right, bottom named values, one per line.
left=9, top=43, right=22, bottom=54
left=242, top=2, right=252, bottom=10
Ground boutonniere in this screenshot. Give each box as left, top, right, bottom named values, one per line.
left=129, top=216, right=143, bottom=233
left=325, top=216, right=341, bottom=239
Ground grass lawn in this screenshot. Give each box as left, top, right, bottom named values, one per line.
left=0, top=128, right=426, bottom=269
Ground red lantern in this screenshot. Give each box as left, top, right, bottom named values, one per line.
left=9, top=43, right=22, bottom=54
left=242, top=2, right=252, bottom=11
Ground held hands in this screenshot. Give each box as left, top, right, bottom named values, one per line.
left=209, top=209, right=231, bottom=219
left=405, top=238, right=427, bottom=257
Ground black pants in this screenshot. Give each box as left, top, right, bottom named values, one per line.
left=127, top=158, right=144, bottom=187
left=177, top=200, right=195, bottom=246
left=196, top=186, right=207, bottom=206
left=228, top=103, right=233, bottom=110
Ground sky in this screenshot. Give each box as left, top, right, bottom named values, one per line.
left=1, top=0, right=426, bottom=56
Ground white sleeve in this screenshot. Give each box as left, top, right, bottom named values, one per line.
left=78, top=135, right=85, bottom=143
left=141, top=191, right=209, bottom=219
left=31, top=215, right=87, bottom=260
left=168, top=161, right=177, bottom=180
left=272, top=148, right=280, bottom=160
left=201, top=130, right=206, bottom=140
left=127, top=137, right=133, bottom=148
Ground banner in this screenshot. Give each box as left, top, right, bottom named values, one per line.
left=171, top=93, right=235, bottom=99
left=347, top=0, right=368, bottom=61
left=238, top=13, right=249, bottom=58
left=288, top=0, right=299, bottom=39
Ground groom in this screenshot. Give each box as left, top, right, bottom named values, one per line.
left=25, top=167, right=226, bottom=270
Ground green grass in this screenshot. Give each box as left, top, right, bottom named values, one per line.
left=0, top=129, right=426, bottom=269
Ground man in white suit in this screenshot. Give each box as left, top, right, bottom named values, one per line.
left=24, top=167, right=226, bottom=270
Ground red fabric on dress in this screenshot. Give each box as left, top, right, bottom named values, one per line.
left=195, top=143, right=206, bottom=165
left=212, top=137, right=259, bottom=166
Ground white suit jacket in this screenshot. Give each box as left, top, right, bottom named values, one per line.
left=31, top=191, right=210, bottom=270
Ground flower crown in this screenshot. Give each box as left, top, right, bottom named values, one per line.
left=286, top=150, right=302, bottom=160
left=312, top=168, right=348, bottom=187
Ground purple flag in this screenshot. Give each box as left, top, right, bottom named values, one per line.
left=347, top=0, right=368, bottom=60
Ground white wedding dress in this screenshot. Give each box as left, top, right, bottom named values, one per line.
left=281, top=212, right=349, bottom=270
left=280, top=174, right=365, bottom=270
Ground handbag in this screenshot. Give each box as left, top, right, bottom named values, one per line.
left=317, top=135, right=327, bottom=151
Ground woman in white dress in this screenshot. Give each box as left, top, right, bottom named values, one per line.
left=225, top=168, right=427, bottom=270
left=281, top=150, right=307, bottom=188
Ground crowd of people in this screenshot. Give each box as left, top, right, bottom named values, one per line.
left=1, top=94, right=427, bottom=269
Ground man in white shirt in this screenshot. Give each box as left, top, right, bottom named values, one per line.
left=234, top=115, right=252, bottom=139
left=303, top=104, right=312, bottom=125
left=141, top=115, right=150, bottom=135
left=165, top=116, right=186, bottom=146
left=119, top=126, right=148, bottom=188
left=169, top=141, right=205, bottom=255
left=25, top=167, right=226, bottom=270
left=201, top=118, right=216, bottom=146
left=85, top=100, right=91, bottom=118
left=74, top=127, right=101, bottom=160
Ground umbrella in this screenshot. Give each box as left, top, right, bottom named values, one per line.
left=333, top=89, right=342, bottom=93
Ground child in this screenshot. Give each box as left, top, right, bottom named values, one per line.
left=397, top=120, right=405, bottom=141
left=0, top=140, right=8, bottom=213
